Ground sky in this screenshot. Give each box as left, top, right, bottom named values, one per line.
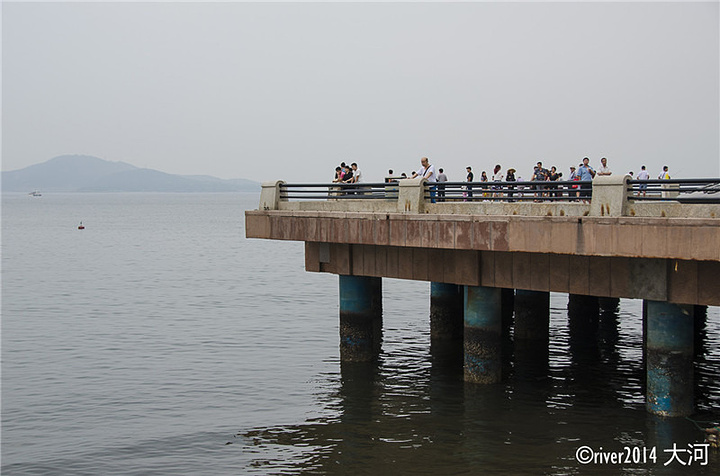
left=2, top=1, right=719, bottom=183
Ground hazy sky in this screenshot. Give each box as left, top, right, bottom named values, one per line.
left=3, top=1, right=718, bottom=183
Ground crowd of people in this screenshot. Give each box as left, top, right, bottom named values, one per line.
left=333, top=157, right=670, bottom=201
left=331, top=157, right=672, bottom=201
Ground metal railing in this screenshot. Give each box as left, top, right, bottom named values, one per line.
left=280, top=182, right=399, bottom=201
left=425, top=180, right=593, bottom=202
left=628, top=179, right=720, bottom=203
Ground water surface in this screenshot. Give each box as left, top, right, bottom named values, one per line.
left=2, top=193, right=718, bottom=474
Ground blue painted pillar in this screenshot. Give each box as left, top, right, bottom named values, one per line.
left=339, top=275, right=382, bottom=362
left=430, top=282, right=464, bottom=340
left=464, top=285, right=502, bottom=384
left=646, top=300, right=694, bottom=417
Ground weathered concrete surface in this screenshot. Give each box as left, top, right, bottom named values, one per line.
left=247, top=211, right=720, bottom=262
left=301, top=242, right=720, bottom=306
left=247, top=181, right=720, bottom=306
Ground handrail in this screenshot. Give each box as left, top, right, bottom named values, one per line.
left=426, top=179, right=593, bottom=202
left=280, top=182, right=399, bottom=201
left=627, top=178, right=720, bottom=203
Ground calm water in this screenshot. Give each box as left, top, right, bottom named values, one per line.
left=2, top=192, right=718, bottom=475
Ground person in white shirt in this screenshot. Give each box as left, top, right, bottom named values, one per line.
left=597, top=157, right=612, bottom=176
left=351, top=163, right=362, bottom=183
left=636, top=165, right=650, bottom=196
left=411, top=157, right=436, bottom=181
left=491, top=164, right=503, bottom=197
left=411, top=157, right=437, bottom=202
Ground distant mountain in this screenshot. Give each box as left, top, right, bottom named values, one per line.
left=1, top=155, right=260, bottom=193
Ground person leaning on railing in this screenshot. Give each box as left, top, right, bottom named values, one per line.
left=411, top=157, right=437, bottom=203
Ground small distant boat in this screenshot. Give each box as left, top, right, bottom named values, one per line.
left=78, top=222, right=85, bottom=230
left=29, top=191, right=42, bottom=197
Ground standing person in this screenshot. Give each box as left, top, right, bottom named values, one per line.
left=637, top=165, right=650, bottom=196
left=658, top=165, right=671, bottom=198
left=351, top=162, right=362, bottom=183
left=532, top=161, right=549, bottom=200
left=437, top=168, right=448, bottom=202
left=330, top=166, right=344, bottom=198
left=548, top=166, right=562, bottom=198
left=569, top=165, right=580, bottom=200
left=506, top=167, right=516, bottom=201
left=341, top=164, right=354, bottom=195
left=465, top=166, right=474, bottom=200
left=350, top=162, right=363, bottom=195
left=491, top=164, right=503, bottom=198
left=411, top=157, right=437, bottom=202
left=480, top=171, right=489, bottom=199
left=342, top=164, right=354, bottom=183
left=597, top=157, right=612, bottom=176
left=577, top=157, right=596, bottom=201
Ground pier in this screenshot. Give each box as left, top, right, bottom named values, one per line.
left=246, top=175, right=720, bottom=417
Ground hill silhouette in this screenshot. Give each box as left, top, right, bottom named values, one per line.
left=2, top=155, right=259, bottom=192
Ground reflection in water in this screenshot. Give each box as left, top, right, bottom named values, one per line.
left=239, top=297, right=719, bottom=475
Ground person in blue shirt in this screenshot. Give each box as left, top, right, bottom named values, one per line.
left=577, top=157, right=596, bottom=200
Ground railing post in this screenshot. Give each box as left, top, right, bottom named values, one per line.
left=397, top=178, right=426, bottom=213
left=589, top=174, right=631, bottom=216
left=259, top=180, right=285, bottom=210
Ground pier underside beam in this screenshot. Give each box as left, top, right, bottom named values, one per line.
left=646, top=300, right=694, bottom=417
left=464, top=285, right=502, bottom=384
left=339, top=275, right=382, bottom=362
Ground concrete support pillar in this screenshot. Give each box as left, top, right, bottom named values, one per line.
left=463, top=285, right=502, bottom=384
left=514, top=290, right=550, bottom=341
left=568, top=294, right=600, bottom=318
left=568, top=294, right=600, bottom=364
left=599, top=297, right=620, bottom=313
left=430, top=282, right=463, bottom=340
left=500, top=288, right=515, bottom=377
left=646, top=301, right=694, bottom=417
left=694, top=305, right=708, bottom=358
left=339, top=275, right=382, bottom=362
left=513, top=290, right=550, bottom=377
left=500, top=288, right=515, bottom=330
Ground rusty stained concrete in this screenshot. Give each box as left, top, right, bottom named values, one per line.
left=245, top=210, right=720, bottom=305
left=246, top=210, right=720, bottom=262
